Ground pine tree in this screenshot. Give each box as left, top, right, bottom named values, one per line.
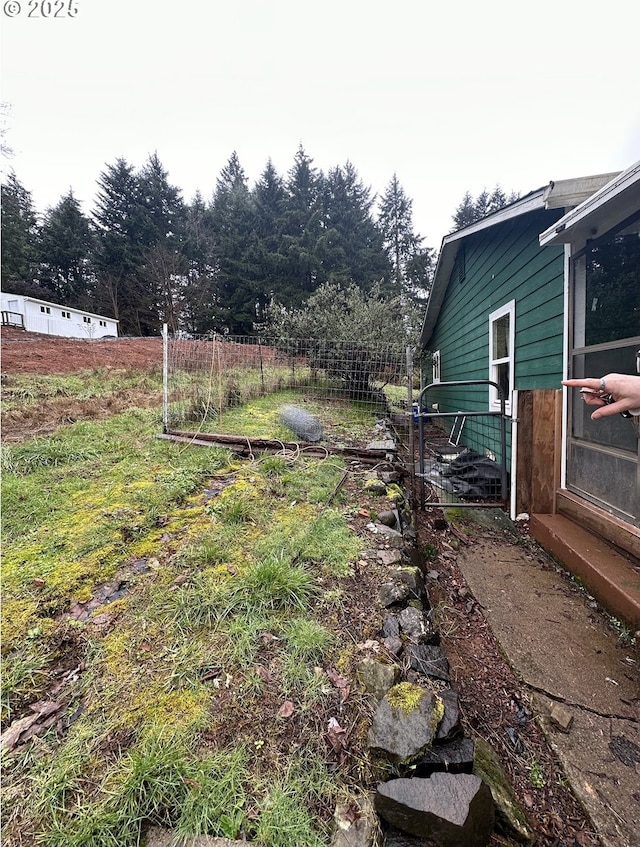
left=137, top=153, right=188, bottom=333
left=181, top=192, right=218, bottom=335
left=137, top=152, right=186, bottom=250
left=92, top=158, right=146, bottom=333
left=1, top=171, right=39, bottom=290
left=210, top=151, right=258, bottom=334
left=280, top=145, right=324, bottom=304
left=250, top=158, right=287, bottom=325
left=378, top=173, right=422, bottom=289
left=320, top=161, right=390, bottom=290
left=451, top=191, right=477, bottom=230
left=93, top=155, right=187, bottom=335
left=451, top=184, right=521, bottom=231
left=37, top=191, right=95, bottom=307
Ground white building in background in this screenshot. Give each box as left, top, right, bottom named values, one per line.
left=1, top=292, right=119, bottom=339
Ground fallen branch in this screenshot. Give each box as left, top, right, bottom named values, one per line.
left=159, top=429, right=397, bottom=464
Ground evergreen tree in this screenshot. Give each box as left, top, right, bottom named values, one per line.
left=319, top=161, right=390, bottom=290
left=378, top=173, right=422, bottom=289
left=474, top=188, right=491, bottom=220
left=451, top=191, right=477, bottom=230
left=136, top=153, right=188, bottom=333
left=1, top=171, right=39, bottom=291
left=1, top=101, right=14, bottom=160
left=250, top=158, right=287, bottom=325
left=93, top=154, right=186, bottom=335
left=451, top=184, right=521, bottom=231
left=377, top=173, right=435, bottom=316
left=404, top=247, right=436, bottom=315
left=37, top=191, right=95, bottom=307
left=210, top=151, right=257, bottom=334
left=137, top=152, right=186, bottom=250
left=280, top=145, right=324, bottom=304
left=92, top=158, right=147, bottom=333
left=487, top=185, right=507, bottom=214
left=181, top=191, right=219, bottom=335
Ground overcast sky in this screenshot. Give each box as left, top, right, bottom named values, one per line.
left=2, top=0, right=639, bottom=251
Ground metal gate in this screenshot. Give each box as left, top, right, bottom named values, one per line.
left=416, top=380, right=509, bottom=510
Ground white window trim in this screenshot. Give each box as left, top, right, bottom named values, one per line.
left=432, top=350, right=441, bottom=383
left=488, top=300, right=515, bottom=414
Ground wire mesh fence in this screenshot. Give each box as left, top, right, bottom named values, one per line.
left=416, top=381, right=510, bottom=510
left=162, top=330, right=414, bottom=447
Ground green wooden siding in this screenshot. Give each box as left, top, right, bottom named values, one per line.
left=425, top=208, right=564, bottom=469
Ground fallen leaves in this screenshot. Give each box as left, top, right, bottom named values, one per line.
left=277, top=700, right=295, bottom=719
left=1, top=700, right=65, bottom=753
left=325, top=667, right=350, bottom=703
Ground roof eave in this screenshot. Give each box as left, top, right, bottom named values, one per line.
left=419, top=188, right=547, bottom=350
left=540, top=162, right=640, bottom=246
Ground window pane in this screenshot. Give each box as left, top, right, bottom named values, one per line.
left=495, top=362, right=509, bottom=400
left=583, top=227, right=640, bottom=346
left=570, top=346, right=639, bottom=452
left=493, top=314, right=509, bottom=359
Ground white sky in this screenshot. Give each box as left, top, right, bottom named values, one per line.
left=2, top=0, right=639, bottom=251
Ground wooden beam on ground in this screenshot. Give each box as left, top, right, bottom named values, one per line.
left=158, top=429, right=397, bottom=465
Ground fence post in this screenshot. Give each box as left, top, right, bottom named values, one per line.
left=162, top=323, right=168, bottom=433
left=406, top=346, right=416, bottom=524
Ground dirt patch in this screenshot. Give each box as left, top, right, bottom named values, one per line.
left=1, top=327, right=163, bottom=375
left=1, top=329, right=164, bottom=442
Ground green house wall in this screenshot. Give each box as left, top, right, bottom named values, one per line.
left=425, top=207, right=565, bottom=469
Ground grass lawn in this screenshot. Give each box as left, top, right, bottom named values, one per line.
left=1, top=375, right=394, bottom=846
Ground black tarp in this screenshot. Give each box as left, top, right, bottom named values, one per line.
left=441, top=449, right=505, bottom=500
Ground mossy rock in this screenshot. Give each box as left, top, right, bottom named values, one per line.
left=473, top=736, right=534, bottom=843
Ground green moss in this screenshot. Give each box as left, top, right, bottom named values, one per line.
left=473, top=736, right=534, bottom=842
left=431, top=693, right=445, bottom=729
left=386, top=682, right=429, bottom=715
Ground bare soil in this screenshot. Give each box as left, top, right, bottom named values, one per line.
left=1, top=328, right=163, bottom=442
left=1, top=327, right=163, bottom=374
left=1, top=329, right=603, bottom=846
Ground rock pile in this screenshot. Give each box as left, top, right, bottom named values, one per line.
left=335, top=464, right=533, bottom=847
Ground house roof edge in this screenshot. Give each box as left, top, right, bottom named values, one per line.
left=419, top=188, right=547, bottom=351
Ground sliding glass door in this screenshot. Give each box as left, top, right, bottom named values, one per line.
left=566, top=219, right=640, bottom=525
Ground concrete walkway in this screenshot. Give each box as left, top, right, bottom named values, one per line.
left=454, top=514, right=640, bottom=847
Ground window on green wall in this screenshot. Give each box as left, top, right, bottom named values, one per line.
left=489, top=300, right=515, bottom=413
left=432, top=350, right=441, bottom=382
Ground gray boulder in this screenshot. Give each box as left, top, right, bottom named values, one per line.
left=415, top=736, right=476, bottom=775
left=375, top=773, right=495, bottom=847
left=406, top=644, right=450, bottom=683
left=368, top=683, right=441, bottom=764
left=435, top=689, right=462, bottom=742
left=356, top=657, right=399, bottom=701
left=397, top=607, right=436, bottom=644
left=379, top=581, right=411, bottom=608
left=389, top=566, right=425, bottom=600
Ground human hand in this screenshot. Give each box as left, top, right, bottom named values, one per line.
left=562, top=373, right=640, bottom=419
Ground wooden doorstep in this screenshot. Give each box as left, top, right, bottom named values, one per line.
left=530, top=512, right=640, bottom=628
left=555, top=490, right=640, bottom=560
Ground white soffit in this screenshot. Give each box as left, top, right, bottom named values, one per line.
left=543, top=172, right=620, bottom=209
left=540, top=161, right=640, bottom=246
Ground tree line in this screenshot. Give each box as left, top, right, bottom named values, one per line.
left=1, top=147, right=440, bottom=339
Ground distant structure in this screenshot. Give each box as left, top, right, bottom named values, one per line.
left=0, top=292, right=119, bottom=339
